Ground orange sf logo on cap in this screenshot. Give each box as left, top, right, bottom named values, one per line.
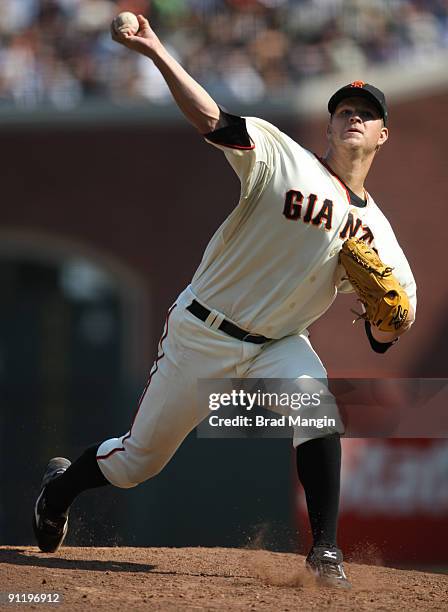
left=350, top=80, right=365, bottom=88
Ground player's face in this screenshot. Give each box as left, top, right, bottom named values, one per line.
left=327, top=97, right=388, bottom=154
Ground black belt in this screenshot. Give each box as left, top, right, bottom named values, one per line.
left=186, top=300, right=271, bottom=344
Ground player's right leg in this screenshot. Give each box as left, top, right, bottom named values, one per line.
left=245, top=332, right=350, bottom=588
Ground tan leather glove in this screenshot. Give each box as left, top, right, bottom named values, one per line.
left=339, top=238, right=410, bottom=333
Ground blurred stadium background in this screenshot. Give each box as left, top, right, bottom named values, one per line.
left=0, top=0, right=447, bottom=569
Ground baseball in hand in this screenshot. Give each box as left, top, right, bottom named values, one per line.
left=113, top=12, right=140, bottom=36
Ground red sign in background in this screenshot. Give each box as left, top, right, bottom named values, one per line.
left=295, top=439, right=448, bottom=566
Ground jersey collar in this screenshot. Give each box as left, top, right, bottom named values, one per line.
left=316, top=155, right=368, bottom=208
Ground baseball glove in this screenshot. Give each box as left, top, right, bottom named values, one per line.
left=339, top=238, right=409, bottom=333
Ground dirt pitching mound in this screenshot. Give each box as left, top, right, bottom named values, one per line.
left=0, top=546, right=447, bottom=611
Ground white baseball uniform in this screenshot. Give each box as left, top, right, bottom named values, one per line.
left=96, top=114, right=417, bottom=489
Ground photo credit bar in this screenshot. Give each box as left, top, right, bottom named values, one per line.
left=197, top=378, right=342, bottom=439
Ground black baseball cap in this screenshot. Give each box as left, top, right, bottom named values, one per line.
left=328, top=81, right=388, bottom=125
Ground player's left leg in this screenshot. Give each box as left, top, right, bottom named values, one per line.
left=33, top=288, right=259, bottom=552
left=244, top=332, right=350, bottom=588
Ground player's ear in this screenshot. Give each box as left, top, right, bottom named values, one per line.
left=326, top=121, right=332, bottom=139
left=378, top=126, right=388, bottom=146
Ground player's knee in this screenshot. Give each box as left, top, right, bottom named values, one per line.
left=139, top=455, right=169, bottom=481
left=104, top=463, right=164, bottom=489
left=119, top=454, right=169, bottom=487
left=97, top=438, right=173, bottom=487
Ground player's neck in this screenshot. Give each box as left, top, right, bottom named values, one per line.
left=322, top=149, right=374, bottom=200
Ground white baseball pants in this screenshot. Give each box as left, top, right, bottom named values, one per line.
left=97, top=286, right=343, bottom=488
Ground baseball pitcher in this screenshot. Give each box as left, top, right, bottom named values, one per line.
left=32, top=15, right=416, bottom=589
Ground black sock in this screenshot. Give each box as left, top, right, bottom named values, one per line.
left=45, top=444, right=110, bottom=514
left=296, top=433, right=341, bottom=548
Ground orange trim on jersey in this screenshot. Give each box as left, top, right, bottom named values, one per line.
left=315, top=155, right=351, bottom=206
left=212, top=142, right=255, bottom=151
left=97, top=303, right=177, bottom=461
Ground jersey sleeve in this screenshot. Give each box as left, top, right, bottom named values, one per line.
left=203, top=111, right=278, bottom=199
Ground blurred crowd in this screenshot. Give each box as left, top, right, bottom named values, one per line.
left=0, top=0, right=448, bottom=108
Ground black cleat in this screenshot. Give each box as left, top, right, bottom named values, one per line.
left=32, top=457, right=71, bottom=553
left=306, top=545, right=351, bottom=589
